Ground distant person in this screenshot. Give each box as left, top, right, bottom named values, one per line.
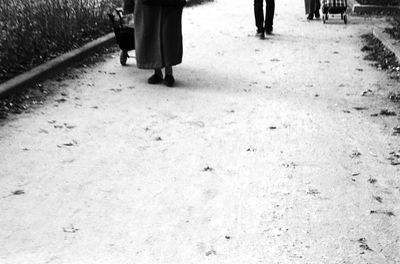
left=123, top=0, right=135, bottom=13
left=254, top=0, right=275, bottom=39
left=134, top=0, right=186, bottom=87
left=305, top=0, right=320, bottom=20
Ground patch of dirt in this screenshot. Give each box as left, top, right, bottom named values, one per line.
left=0, top=46, right=118, bottom=124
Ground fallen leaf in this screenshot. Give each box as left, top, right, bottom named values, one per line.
left=361, top=89, right=373, bottom=96
left=353, top=107, right=368, bottom=111
left=368, top=178, right=377, bottom=184
left=203, top=166, right=214, bottom=172
left=350, top=150, right=362, bottom=158
left=205, top=249, right=217, bottom=256
left=380, top=109, right=397, bottom=116
left=63, top=225, right=79, bottom=233
left=12, top=190, right=25, bottom=195
left=373, top=196, right=383, bottom=203
left=370, top=210, right=395, bottom=217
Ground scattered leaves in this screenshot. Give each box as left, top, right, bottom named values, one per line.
left=350, top=150, right=362, bottom=158
left=368, top=178, right=377, bottom=184
left=358, top=238, right=373, bottom=252
left=370, top=210, right=395, bottom=216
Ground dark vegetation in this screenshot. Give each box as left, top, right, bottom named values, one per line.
left=361, top=27, right=400, bottom=105
left=384, top=15, right=400, bottom=40
left=0, top=0, right=120, bottom=84
left=357, top=0, right=400, bottom=5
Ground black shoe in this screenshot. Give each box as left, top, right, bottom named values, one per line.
left=255, top=30, right=265, bottom=39
left=265, top=28, right=273, bottom=35
left=148, top=74, right=163, bottom=84
left=307, top=14, right=314, bottom=20
left=164, top=75, right=175, bottom=87
left=315, top=10, right=320, bottom=19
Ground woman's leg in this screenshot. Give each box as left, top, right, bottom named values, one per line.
left=165, top=66, right=173, bottom=76
left=164, top=66, right=175, bottom=87
left=148, top=68, right=163, bottom=84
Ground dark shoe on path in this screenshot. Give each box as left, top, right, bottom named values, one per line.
left=307, top=14, right=314, bottom=20
left=148, top=74, right=163, bottom=84
left=265, top=28, right=273, bottom=35
left=315, top=10, right=320, bottom=19
left=255, top=31, right=265, bottom=39
left=164, top=75, right=175, bottom=87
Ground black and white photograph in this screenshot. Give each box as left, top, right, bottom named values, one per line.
left=0, top=0, right=400, bottom=263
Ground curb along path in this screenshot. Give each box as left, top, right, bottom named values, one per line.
left=373, top=26, right=400, bottom=63
left=0, top=33, right=115, bottom=98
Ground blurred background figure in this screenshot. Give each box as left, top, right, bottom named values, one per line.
left=305, top=0, right=320, bottom=20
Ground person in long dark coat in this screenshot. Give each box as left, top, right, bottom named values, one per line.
left=304, top=0, right=320, bottom=20
left=134, top=0, right=184, bottom=87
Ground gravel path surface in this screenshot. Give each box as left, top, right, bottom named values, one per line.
left=0, top=0, right=399, bottom=263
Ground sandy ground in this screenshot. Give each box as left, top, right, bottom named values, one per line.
left=1, top=0, right=400, bottom=263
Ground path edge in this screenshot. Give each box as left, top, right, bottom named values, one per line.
left=0, top=33, right=116, bottom=98
left=372, top=26, right=400, bottom=64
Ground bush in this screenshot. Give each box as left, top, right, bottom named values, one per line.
left=0, top=0, right=120, bottom=84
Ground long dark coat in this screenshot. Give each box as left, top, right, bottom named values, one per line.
left=134, top=0, right=183, bottom=69
left=304, top=0, right=319, bottom=14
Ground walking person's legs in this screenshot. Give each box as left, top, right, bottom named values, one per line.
left=264, top=0, right=275, bottom=34
left=314, top=0, right=321, bottom=18
left=254, top=0, right=265, bottom=39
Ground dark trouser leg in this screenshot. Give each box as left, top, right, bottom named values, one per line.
left=123, top=0, right=134, bottom=13
left=254, top=0, right=264, bottom=32
left=315, top=0, right=320, bottom=11
left=314, top=0, right=320, bottom=17
left=265, top=0, right=275, bottom=32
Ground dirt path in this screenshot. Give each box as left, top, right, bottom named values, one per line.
left=1, top=0, right=399, bottom=263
